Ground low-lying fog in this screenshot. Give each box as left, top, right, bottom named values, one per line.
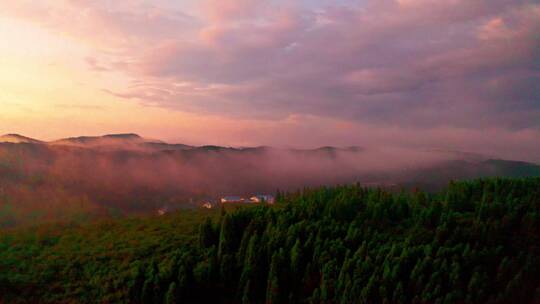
left=0, top=135, right=537, bottom=227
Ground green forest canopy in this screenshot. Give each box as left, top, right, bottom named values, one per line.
left=1, top=177, right=539, bottom=303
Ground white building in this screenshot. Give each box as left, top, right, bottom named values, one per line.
left=157, top=207, right=168, bottom=216
left=220, top=196, right=244, bottom=203
left=250, top=194, right=275, bottom=204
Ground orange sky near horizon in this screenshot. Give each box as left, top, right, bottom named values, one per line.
left=0, top=12, right=338, bottom=147
left=0, top=16, right=203, bottom=144
left=0, top=14, right=373, bottom=148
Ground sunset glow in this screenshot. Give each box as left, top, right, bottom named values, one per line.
left=0, top=0, right=539, bottom=161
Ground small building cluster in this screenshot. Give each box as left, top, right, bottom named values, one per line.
left=157, top=206, right=169, bottom=216
left=220, top=194, right=275, bottom=204
left=220, top=196, right=243, bottom=203
left=158, top=194, right=276, bottom=214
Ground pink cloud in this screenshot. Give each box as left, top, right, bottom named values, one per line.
left=200, top=0, right=265, bottom=23
left=0, top=0, right=196, bottom=49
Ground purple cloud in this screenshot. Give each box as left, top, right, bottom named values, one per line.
left=113, top=0, right=539, bottom=129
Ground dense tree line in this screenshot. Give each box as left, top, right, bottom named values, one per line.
left=130, top=178, right=540, bottom=303
left=1, top=178, right=540, bottom=303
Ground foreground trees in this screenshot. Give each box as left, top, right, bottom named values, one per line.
left=1, top=178, right=540, bottom=303
left=132, top=178, right=540, bottom=303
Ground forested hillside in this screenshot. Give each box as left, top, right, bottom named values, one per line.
left=1, top=178, right=539, bottom=303
left=2, top=139, right=539, bottom=228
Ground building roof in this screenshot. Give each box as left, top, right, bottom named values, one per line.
left=221, top=196, right=243, bottom=201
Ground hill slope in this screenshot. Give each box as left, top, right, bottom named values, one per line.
left=0, top=134, right=42, bottom=144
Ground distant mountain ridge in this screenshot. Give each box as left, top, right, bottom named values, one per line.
left=0, top=134, right=42, bottom=144
left=1, top=133, right=539, bottom=168
left=50, top=133, right=147, bottom=147
left=0, top=133, right=368, bottom=154
left=1, top=133, right=538, bottom=178
left=1, top=133, right=538, bottom=166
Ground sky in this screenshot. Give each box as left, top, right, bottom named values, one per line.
left=0, top=0, right=539, bottom=162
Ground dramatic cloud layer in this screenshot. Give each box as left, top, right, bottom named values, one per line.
left=0, top=0, right=539, bottom=161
